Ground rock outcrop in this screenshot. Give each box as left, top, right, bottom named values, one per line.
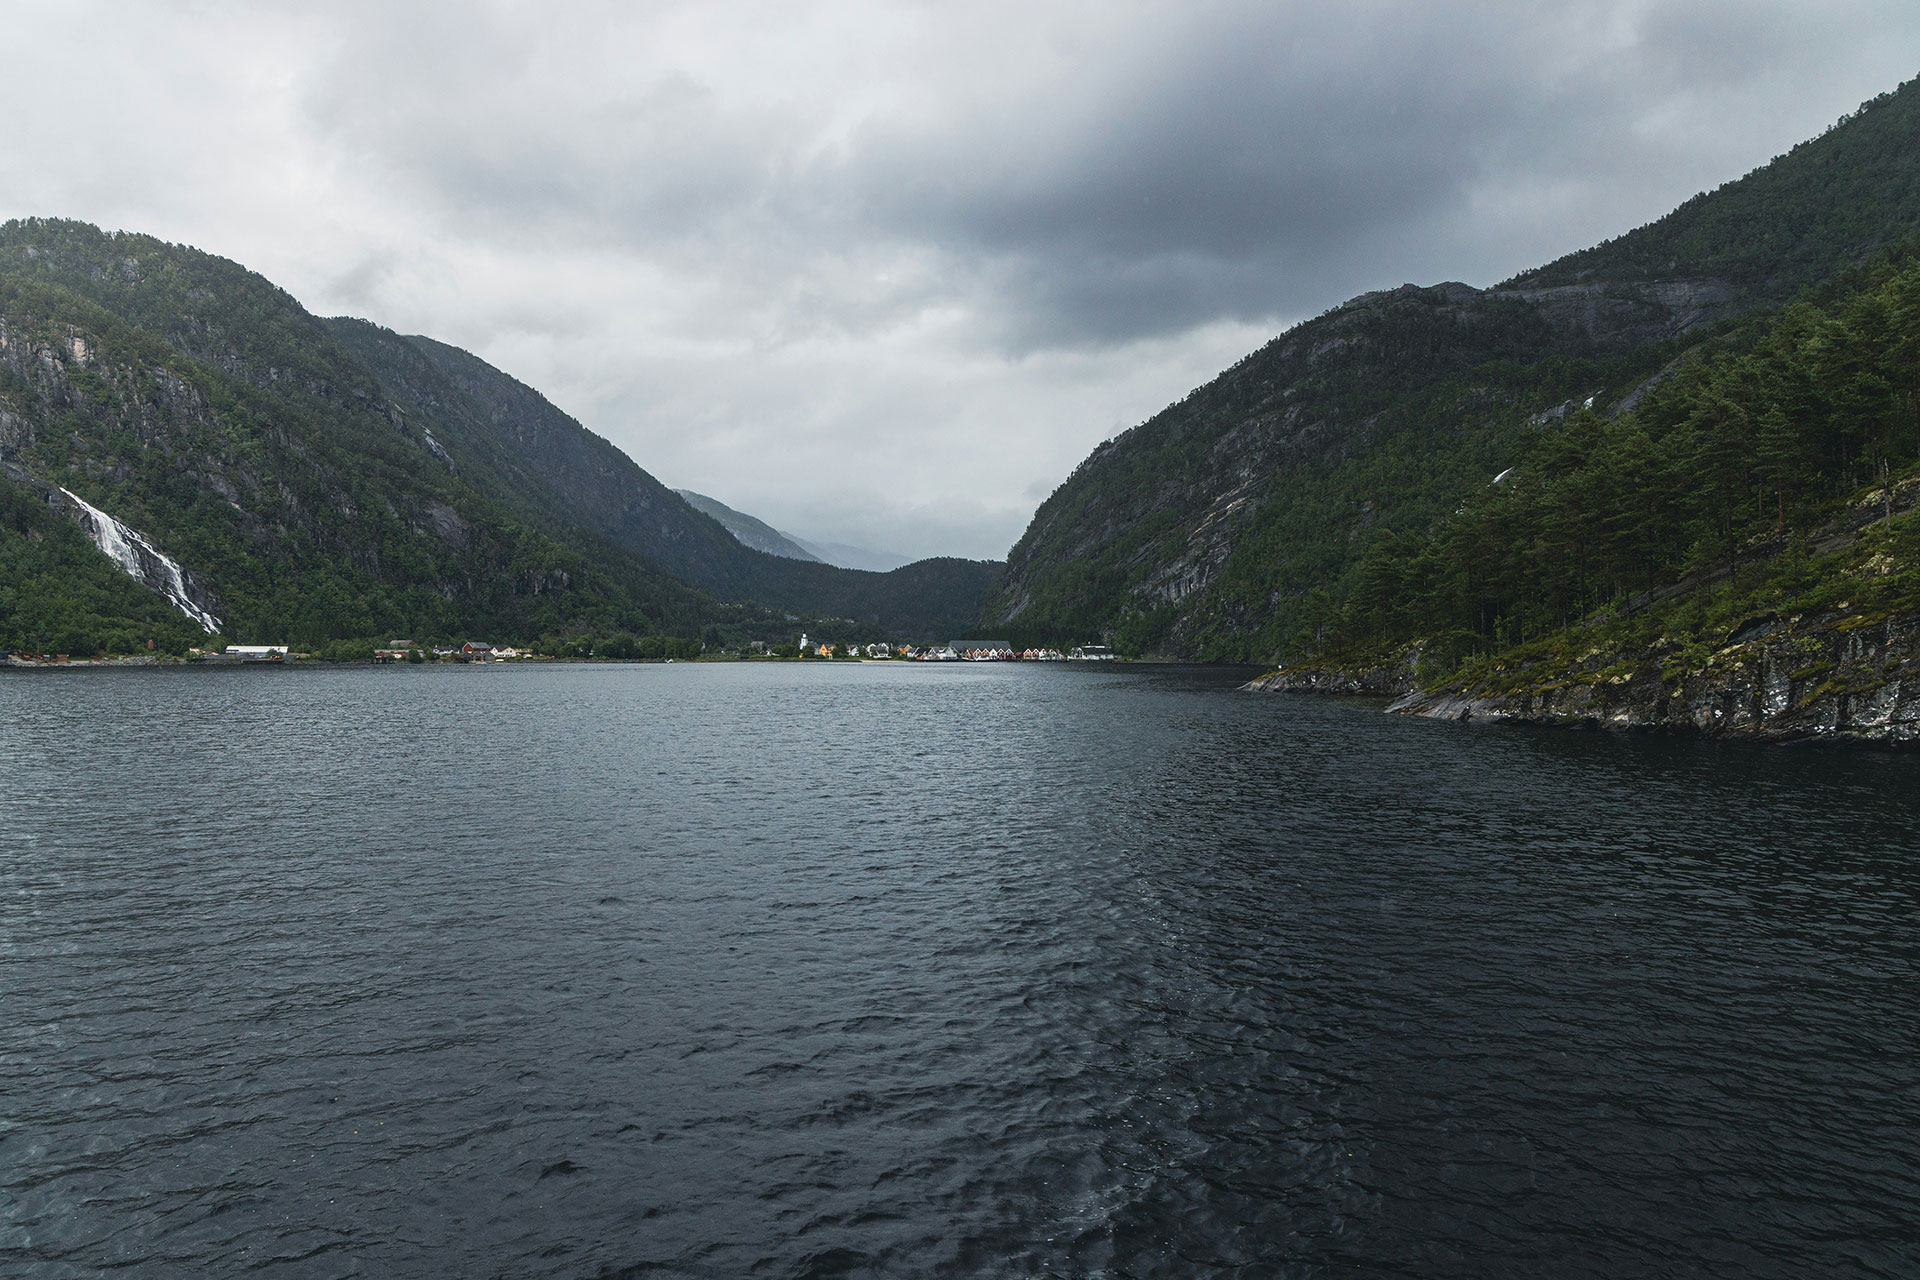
left=1241, top=649, right=1419, bottom=698
left=1247, top=611, right=1920, bottom=747
left=1388, top=609, right=1920, bottom=745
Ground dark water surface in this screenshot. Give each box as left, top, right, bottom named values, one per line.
left=4, top=662, right=1919, bottom=1278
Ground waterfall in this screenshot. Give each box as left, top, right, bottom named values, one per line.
left=59, top=488, right=222, bottom=633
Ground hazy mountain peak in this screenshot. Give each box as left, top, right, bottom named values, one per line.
left=784, top=536, right=913, bottom=574
left=673, top=490, right=820, bottom=563
left=674, top=490, right=917, bottom=572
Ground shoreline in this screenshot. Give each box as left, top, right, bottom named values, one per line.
left=1, top=654, right=1206, bottom=672
left=1245, top=609, right=1920, bottom=748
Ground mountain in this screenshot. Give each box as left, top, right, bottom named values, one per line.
left=673, top=490, right=821, bottom=562
left=1253, top=244, right=1920, bottom=743
left=0, top=220, right=998, bottom=653
left=672, top=489, right=914, bottom=572
left=785, top=535, right=913, bottom=574
left=986, top=77, right=1920, bottom=661
left=328, top=321, right=1000, bottom=635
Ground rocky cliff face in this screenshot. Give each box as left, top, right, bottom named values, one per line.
left=330, top=322, right=748, bottom=579
left=1241, top=652, right=1420, bottom=698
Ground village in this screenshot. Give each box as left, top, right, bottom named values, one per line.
left=359, top=638, right=1118, bottom=663
left=2, top=637, right=1118, bottom=666
left=786, top=636, right=1114, bottom=662
left=352, top=636, right=1120, bottom=663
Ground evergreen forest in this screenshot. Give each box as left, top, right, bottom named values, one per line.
left=1325, top=251, right=1920, bottom=679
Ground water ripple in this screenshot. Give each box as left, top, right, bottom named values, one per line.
left=2, top=663, right=1918, bottom=1277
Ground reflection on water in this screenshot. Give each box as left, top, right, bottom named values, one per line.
left=2, top=662, right=1917, bottom=1278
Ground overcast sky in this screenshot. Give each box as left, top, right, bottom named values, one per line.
left=6, top=3, right=1920, bottom=560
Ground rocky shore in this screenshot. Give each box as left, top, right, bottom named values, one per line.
left=1241, top=653, right=1417, bottom=698
left=1246, top=609, right=1920, bottom=746
left=2, top=654, right=180, bottom=668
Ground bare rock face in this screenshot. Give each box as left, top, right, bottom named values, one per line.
left=1384, top=612, right=1920, bottom=746
left=1494, top=278, right=1740, bottom=347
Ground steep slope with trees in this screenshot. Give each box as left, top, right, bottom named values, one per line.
left=1255, top=249, right=1920, bottom=743
left=987, top=78, right=1920, bottom=660
left=330, top=319, right=1000, bottom=630
left=0, top=220, right=997, bottom=652
left=0, top=255, right=721, bottom=650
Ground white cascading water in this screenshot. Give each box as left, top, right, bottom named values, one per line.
left=59, top=487, right=222, bottom=633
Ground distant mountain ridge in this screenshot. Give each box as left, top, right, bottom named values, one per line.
left=672, top=490, right=821, bottom=562
left=987, top=76, right=1920, bottom=660
left=785, top=535, right=913, bottom=574
left=674, top=489, right=915, bottom=572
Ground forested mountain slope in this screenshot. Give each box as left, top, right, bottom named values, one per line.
left=332, top=320, right=1000, bottom=633
left=1341, top=253, right=1920, bottom=657
left=1260, top=250, right=1920, bottom=743
left=0, top=220, right=996, bottom=652
left=987, top=77, right=1920, bottom=660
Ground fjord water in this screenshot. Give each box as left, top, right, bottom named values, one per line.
left=4, top=664, right=1917, bottom=1278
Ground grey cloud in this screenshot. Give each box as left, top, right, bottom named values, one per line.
left=874, top=14, right=1487, bottom=256
left=328, top=250, right=402, bottom=310
left=308, top=4, right=1518, bottom=341
left=840, top=1, right=1920, bottom=346
left=840, top=7, right=1654, bottom=343
left=295, top=1, right=1920, bottom=356
left=300, top=13, right=801, bottom=246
